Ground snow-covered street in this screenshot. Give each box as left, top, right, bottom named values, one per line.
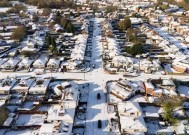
left=85, top=18, right=109, bottom=135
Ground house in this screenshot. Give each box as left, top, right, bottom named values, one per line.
left=29, top=78, right=50, bottom=94
left=106, top=37, right=120, bottom=59
left=54, top=24, right=63, bottom=32
left=117, top=102, right=147, bottom=134
left=130, top=17, right=143, bottom=25
left=142, top=106, right=163, bottom=118
left=0, top=58, right=8, bottom=66
left=46, top=102, right=75, bottom=134
left=0, top=77, right=17, bottom=94
left=11, top=78, right=35, bottom=93
left=134, top=59, right=160, bottom=73
left=1, top=58, right=21, bottom=71
left=15, top=114, right=46, bottom=126
left=161, top=79, right=176, bottom=90
left=46, top=59, right=60, bottom=69
left=69, top=34, right=88, bottom=69
left=144, top=81, right=154, bottom=95
left=33, top=56, right=49, bottom=69
left=17, top=58, right=34, bottom=70
left=172, top=57, right=189, bottom=73
left=111, top=55, right=134, bottom=69
left=44, top=82, right=79, bottom=134
left=39, top=122, right=62, bottom=135
left=144, top=79, right=177, bottom=97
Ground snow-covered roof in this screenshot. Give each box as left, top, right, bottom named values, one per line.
left=70, top=34, right=88, bottom=62
left=117, top=102, right=147, bottom=133
left=144, top=81, right=154, bottom=89
left=29, top=78, right=50, bottom=93
left=18, top=58, right=34, bottom=68
left=12, top=78, right=35, bottom=91
left=47, top=59, right=60, bottom=66
left=112, top=55, right=132, bottom=65
left=1, top=58, right=21, bottom=68
left=0, top=77, right=17, bottom=92
left=16, top=114, right=45, bottom=126
left=33, top=56, right=48, bottom=66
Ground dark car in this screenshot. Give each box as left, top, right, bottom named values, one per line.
left=98, top=120, right=102, bottom=128
left=97, top=93, right=101, bottom=100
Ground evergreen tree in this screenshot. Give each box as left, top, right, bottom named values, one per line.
left=66, top=23, right=74, bottom=33
left=118, top=16, right=131, bottom=31
left=46, top=36, right=52, bottom=47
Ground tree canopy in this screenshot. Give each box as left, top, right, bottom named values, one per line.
left=11, top=26, right=26, bottom=41
left=106, top=4, right=118, bottom=13
left=27, top=0, right=77, bottom=9
left=60, top=17, right=75, bottom=33
left=161, top=97, right=182, bottom=125
left=47, top=37, right=59, bottom=55
left=0, top=0, right=10, bottom=7
left=118, top=16, right=131, bottom=31
left=0, top=107, right=8, bottom=126
left=7, top=4, right=26, bottom=13
left=125, top=43, right=143, bottom=56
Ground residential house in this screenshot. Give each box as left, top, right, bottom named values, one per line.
left=29, top=78, right=50, bottom=94
left=117, top=101, right=147, bottom=134
left=0, top=77, right=17, bottom=94
left=17, top=58, right=34, bottom=71
left=33, top=56, right=49, bottom=69
left=11, top=78, right=35, bottom=93
left=46, top=59, right=60, bottom=70
left=1, top=58, right=21, bottom=71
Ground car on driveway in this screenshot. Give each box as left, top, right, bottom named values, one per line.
left=97, top=93, right=101, bottom=100
left=92, top=64, right=95, bottom=69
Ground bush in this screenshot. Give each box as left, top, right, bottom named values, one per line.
left=42, top=8, right=51, bottom=16
left=11, top=26, right=26, bottom=41
left=60, top=17, right=75, bottom=33
left=125, top=43, right=143, bottom=56
left=161, top=97, right=182, bottom=125
left=27, top=0, right=77, bottom=9
left=106, top=4, right=118, bottom=13
left=118, top=16, right=131, bottom=31
left=0, top=107, right=8, bottom=126
left=7, top=4, right=26, bottom=13
left=21, top=51, right=33, bottom=57
left=0, top=0, right=10, bottom=7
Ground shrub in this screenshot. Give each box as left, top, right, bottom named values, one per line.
left=0, top=107, right=8, bottom=126
left=161, top=97, right=182, bottom=125
left=125, top=43, right=143, bottom=56
left=118, top=16, right=131, bottom=31
left=7, top=4, right=26, bottom=13
left=21, top=51, right=33, bottom=57
left=11, top=26, right=26, bottom=41
left=0, top=0, right=10, bottom=7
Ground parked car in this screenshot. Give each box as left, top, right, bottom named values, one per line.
left=97, top=93, right=101, bottom=100
left=92, top=64, right=95, bottom=69
left=98, top=120, right=102, bottom=129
